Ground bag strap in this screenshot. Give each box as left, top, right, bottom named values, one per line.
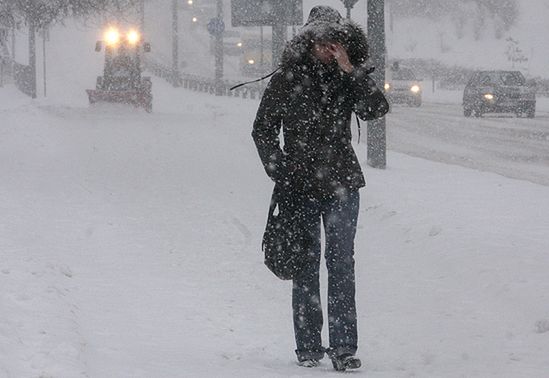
left=230, top=67, right=281, bottom=91
left=355, top=113, right=361, bottom=144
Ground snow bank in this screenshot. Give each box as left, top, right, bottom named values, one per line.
left=2, top=79, right=549, bottom=376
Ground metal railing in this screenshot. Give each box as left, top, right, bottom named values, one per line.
left=144, top=56, right=266, bottom=100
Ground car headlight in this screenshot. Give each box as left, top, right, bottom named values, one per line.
left=384, top=83, right=390, bottom=91
left=237, top=42, right=243, bottom=47
left=410, top=85, right=420, bottom=93
left=247, top=59, right=255, bottom=65
left=104, top=27, right=120, bottom=46
left=127, top=29, right=140, bottom=45
left=484, top=93, right=494, bottom=100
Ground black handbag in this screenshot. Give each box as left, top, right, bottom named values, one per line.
left=262, top=184, right=308, bottom=280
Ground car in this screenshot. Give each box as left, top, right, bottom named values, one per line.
left=384, top=63, right=422, bottom=107
left=240, top=36, right=272, bottom=76
left=463, top=70, right=536, bottom=118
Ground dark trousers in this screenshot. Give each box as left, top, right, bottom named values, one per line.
left=293, top=190, right=360, bottom=361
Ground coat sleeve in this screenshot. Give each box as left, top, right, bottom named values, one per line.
left=251, top=72, right=289, bottom=183
left=347, top=66, right=390, bottom=121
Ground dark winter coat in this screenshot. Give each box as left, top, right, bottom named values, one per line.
left=252, top=13, right=389, bottom=200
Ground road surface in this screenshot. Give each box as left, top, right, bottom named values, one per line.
left=387, top=102, right=549, bottom=186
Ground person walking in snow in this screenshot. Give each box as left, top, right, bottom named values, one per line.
left=252, top=5, right=389, bottom=371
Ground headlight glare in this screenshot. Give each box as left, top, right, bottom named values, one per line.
left=127, top=30, right=140, bottom=45
left=104, top=27, right=120, bottom=46
left=410, top=85, right=420, bottom=93
left=484, top=93, right=494, bottom=100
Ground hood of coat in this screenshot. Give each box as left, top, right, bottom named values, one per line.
left=281, top=6, right=368, bottom=69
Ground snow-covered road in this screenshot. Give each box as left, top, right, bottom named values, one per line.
left=2, top=81, right=549, bottom=377
left=388, top=102, right=549, bottom=186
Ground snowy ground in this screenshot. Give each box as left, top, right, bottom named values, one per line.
left=2, top=74, right=549, bottom=377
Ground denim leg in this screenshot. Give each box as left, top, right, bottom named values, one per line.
left=292, top=199, right=324, bottom=361
left=323, top=190, right=360, bottom=356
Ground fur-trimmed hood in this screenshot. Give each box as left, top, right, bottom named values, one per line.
left=281, top=6, right=369, bottom=69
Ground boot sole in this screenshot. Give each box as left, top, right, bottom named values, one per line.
left=331, top=358, right=361, bottom=371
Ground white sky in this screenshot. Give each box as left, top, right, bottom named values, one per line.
left=303, top=0, right=549, bottom=76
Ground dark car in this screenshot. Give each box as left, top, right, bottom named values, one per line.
left=463, top=70, right=536, bottom=118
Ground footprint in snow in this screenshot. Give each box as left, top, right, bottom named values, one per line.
left=534, top=319, right=549, bottom=334
left=429, top=226, right=442, bottom=237
left=380, top=210, right=397, bottom=220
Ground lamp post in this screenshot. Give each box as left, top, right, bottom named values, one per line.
left=171, top=0, right=180, bottom=87
left=214, top=0, right=224, bottom=95
left=367, top=0, right=386, bottom=169
left=29, top=20, right=37, bottom=98
left=272, top=3, right=288, bottom=70
left=41, top=26, right=48, bottom=97
left=341, top=0, right=359, bottom=19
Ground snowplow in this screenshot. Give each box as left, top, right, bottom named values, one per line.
left=87, top=27, right=153, bottom=112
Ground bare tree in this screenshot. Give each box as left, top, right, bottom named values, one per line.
left=0, top=0, right=141, bottom=29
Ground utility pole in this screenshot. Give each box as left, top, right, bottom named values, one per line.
left=171, top=0, right=180, bottom=87
left=11, top=25, right=16, bottom=60
left=260, top=26, right=264, bottom=73
left=271, top=3, right=287, bottom=70
left=214, top=0, right=223, bottom=95
left=272, top=25, right=286, bottom=69
left=342, top=0, right=359, bottom=19
left=29, top=21, right=37, bottom=98
left=42, top=27, right=47, bottom=97
left=367, top=0, right=386, bottom=168
left=208, top=0, right=225, bottom=94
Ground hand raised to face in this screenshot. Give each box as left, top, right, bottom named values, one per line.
left=312, top=42, right=354, bottom=73
left=327, top=43, right=354, bottom=73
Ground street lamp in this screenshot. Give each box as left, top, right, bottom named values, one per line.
left=367, top=0, right=387, bottom=169
left=341, top=0, right=360, bottom=18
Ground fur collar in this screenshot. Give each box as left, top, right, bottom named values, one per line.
left=281, top=19, right=369, bottom=69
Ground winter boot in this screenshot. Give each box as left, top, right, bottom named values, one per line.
left=329, top=353, right=361, bottom=372
left=297, top=358, right=320, bottom=368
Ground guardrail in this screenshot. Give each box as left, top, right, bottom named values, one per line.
left=180, top=73, right=265, bottom=99
left=144, top=57, right=266, bottom=100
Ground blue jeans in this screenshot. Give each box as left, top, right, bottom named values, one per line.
left=292, top=190, right=360, bottom=361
